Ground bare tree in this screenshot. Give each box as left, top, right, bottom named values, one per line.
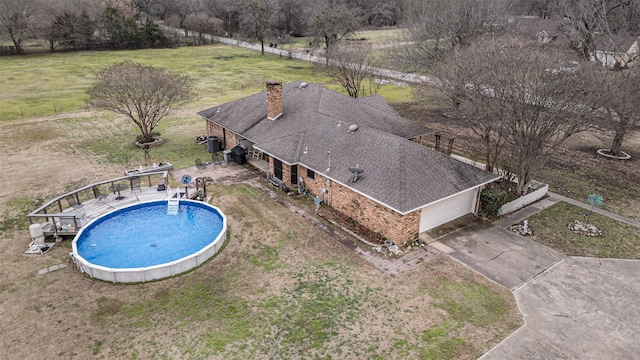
left=584, top=64, right=640, bottom=156
left=161, top=0, right=203, bottom=36
left=239, top=0, right=274, bottom=55
left=398, top=0, right=511, bottom=72
left=324, top=44, right=379, bottom=98
left=87, top=61, right=196, bottom=144
left=433, top=38, right=512, bottom=172
left=558, top=0, right=640, bottom=59
left=207, top=0, right=242, bottom=36
left=366, top=1, right=400, bottom=27
left=30, top=0, right=61, bottom=52
left=184, top=12, right=224, bottom=42
left=435, top=37, right=592, bottom=194
left=272, top=0, right=307, bottom=36
left=309, top=1, right=358, bottom=65
left=0, top=0, right=35, bottom=54
left=513, top=0, right=560, bottom=18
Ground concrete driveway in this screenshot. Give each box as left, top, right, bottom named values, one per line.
left=435, top=220, right=640, bottom=358
left=438, top=221, right=564, bottom=290
left=482, top=257, right=640, bottom=359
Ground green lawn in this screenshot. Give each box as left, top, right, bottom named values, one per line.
left=277, top=28, right=404, bottom=49
left=526, top=201, right=640, bottom=259
left=0, top=45, right=323, bottom=121
left=0, top=44, right=414, bottom=122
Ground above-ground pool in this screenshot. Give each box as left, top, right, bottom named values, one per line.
left=72, top=200, right=227, bottom=283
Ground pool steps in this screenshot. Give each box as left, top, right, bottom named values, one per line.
left=167, top=198, right=179, bottom=215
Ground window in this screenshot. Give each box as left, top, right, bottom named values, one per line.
left=291, top=165, right=298, bottom=185
left=307, top=168, right=315, bottom=179
left=273, top=159, right=283, bottom=180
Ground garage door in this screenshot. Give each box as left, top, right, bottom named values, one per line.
left=419, top=188, right=477, bottom=233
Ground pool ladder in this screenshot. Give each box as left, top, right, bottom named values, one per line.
left=167, top=198, right=179, bottom=215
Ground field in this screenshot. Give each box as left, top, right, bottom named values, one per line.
left=0, top=45, right=322, bottom=121
left=0, top=45, right=520, bottom=359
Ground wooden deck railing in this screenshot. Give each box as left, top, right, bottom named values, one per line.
left=27, top=171, right=169, bottom=236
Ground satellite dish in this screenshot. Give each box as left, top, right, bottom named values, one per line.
left=347, top=124, right=359, bottom=132
left=181, top=174, right=192, bottom=186
left=299, top=82, right=308, bottom=88
left=349, top=164, right=364, bottom=183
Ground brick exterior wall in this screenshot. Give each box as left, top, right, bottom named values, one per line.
left=206, top=122, right=238, bottom=150
left=283, top=163, right=292, bottom=184
left=266, top=81, right=283, bottom=120
left=295, top=164, right=420, bottom=244
left=194, top=137, right=421, bottom=243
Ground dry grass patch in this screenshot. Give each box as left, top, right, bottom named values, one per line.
left=0, top=183, right=520, bottom=360
left=526, top=201, right=640, bottom=259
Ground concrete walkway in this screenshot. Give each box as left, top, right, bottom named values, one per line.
left=482, top=257, right=640, bottom=359
left=438, top=220, right=564, bottom=290
left=548, top=191, right=640, bottom=228
left=436, top=195, right=640, bottom=359
left=494, top=191, right=640, bottom=229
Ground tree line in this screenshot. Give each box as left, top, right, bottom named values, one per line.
left=0, top=0, right=405, bottom=54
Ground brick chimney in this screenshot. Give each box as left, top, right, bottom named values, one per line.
left=266, top=80, right=283, bottom=120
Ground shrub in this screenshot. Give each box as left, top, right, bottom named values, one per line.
left=479, top=187, right=510, bottom=219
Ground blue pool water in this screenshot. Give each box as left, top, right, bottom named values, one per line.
left=75, top=200, right=224, bottom=269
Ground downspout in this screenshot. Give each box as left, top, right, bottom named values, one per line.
left=222, top=128, right=228, bottom=150
left=473, top=185, right=485, bottom=214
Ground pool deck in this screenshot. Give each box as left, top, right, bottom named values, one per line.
left=44, top=162, right=265, bottom=237
left=43, top=186, right=177, bottom=236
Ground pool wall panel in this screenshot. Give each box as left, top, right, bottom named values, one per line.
left=71, top=200, right=227, bottom=283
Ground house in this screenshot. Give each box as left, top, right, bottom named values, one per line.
left=198, top=81, right=499, bottom=244
left=510, top=16, right=571, bottom=49
left=593, top=36, right=640, bottom=69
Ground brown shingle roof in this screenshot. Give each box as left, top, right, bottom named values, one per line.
left=198, top=81, right=429, bottom=140
left=198, top=81, right=499, bottom=214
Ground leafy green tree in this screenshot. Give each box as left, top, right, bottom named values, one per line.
left=98, top=5, right=137, bottom=48
left=137, top=17, right=170, bottom=47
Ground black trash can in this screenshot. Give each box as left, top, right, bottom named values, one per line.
left=231, top=145, right=247, bottom=165
left=207, top=136, right=220, bottom=153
